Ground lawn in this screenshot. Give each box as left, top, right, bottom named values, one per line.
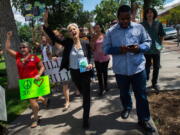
left=0, top=60, right=29, bottom=125
left=0, top=60, right=5, bottom=69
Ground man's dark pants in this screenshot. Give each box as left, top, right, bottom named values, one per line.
left=115, top=70, right=150, bottom=121
left=144, top=53, right=160, bottom=86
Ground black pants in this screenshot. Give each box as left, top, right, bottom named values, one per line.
left=70, top=69, right=91, bottom=121
left=145, top=53, right=160, bottom=86
left=95, top=60, right=109, bottom=92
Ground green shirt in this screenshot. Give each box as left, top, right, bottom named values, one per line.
left=141, top=21, right=165, bottom=54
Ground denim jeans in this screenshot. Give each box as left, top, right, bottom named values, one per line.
left=115, top=70, right=150, bottom=121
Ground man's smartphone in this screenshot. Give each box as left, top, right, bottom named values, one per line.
left=127, top=45, right=135, bottom=48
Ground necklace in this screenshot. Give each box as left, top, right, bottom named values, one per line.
left=20, top=54, right=31, bottom=64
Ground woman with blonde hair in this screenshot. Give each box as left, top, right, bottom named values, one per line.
left=43, top=11, right=93, bottom=129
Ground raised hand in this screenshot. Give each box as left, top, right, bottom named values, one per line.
left=5, top=31, right=16, bottom=57
left=43, top=9, right=49, bottom=27
left=7, top=31, right=13, bottom=39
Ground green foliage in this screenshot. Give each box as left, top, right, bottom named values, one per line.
left=94, top=0, right=165, bottom=27
left=76, top=11, right=94, bottom=27
left=94, top=0, right=119, bottom=27
left=151, top=0, right=165, bottom=8
left=17, top=24, right=32, bottom=42
left=6, top=89, right=29, bottom=123
left=160, top=6, right=180, bottom=25
left=119, top=0, right=165, bottom=7
left=12, top=0, right=93, bottom=29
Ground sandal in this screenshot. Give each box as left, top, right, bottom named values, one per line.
left=44, top=98, right=50, bottom=108
left=31, top=119, right=39, bottom=128
left=62, top=103, right=70, bottom=112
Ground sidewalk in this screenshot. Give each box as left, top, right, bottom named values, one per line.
left=8, top=68, right=158, bottom=135
left=8, top=45, right=180, bottom=135
left=147, top=43, right=180, bottom=91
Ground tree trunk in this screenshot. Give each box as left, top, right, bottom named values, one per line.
left=0, top=0, right=20, bottom=89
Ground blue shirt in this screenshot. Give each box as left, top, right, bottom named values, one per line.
left=103, top=22, right=151, bottom=76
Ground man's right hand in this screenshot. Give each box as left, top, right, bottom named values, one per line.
left=7, top=31, right=13, bottom=39
left=120, top=46, right=128, bottom=54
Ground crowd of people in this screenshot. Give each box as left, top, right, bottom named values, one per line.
left=5, top=4, right=165, bottom=133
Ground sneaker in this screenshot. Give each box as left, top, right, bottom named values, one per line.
left=138, top=121, right=155, bottom=132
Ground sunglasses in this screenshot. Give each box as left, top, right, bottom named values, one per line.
left=19, top=46, right=27, bottom=49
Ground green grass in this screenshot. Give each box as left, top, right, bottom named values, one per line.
left=0, top=61, right=5, bottom=70
left=0, top=61, right=7, bottom=88
left=6, top=89, right=29, bottom=123
left=0, top=60, right=29, bottom=124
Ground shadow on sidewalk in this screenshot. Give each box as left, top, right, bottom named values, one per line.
left=38, top=109, right=147, bottom=135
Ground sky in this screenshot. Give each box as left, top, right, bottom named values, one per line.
left=81, top=0, right=102, bottom=11
left=81, top=0, right=176, bottom=11
left=13, top=0, right=178, bottom=24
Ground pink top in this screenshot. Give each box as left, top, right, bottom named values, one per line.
left=93, top=35, right=110, bottom=62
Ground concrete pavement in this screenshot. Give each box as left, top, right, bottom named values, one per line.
left=8, top=71, right=158, bottom=135
left=147, top=41, right=180, bottom=91
left=8, top=42, right=180, bottom=135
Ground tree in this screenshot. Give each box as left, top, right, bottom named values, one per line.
left=17, top=24, right=32, bottom=42
left=0, top=0, right=20, bottom=89
left=94, top=0, right=119, bottom=27
left=159, top=6, right=180, bottom=25
left=11, top=0, right=92, bottom=29
left=94, top=0, right=165, bottom=27
left=76, top=11, right=94, bottom=27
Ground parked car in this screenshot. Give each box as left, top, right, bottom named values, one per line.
left=163, top=27, right=177, bottom=39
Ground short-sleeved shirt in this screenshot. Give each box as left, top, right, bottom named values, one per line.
left=141, top=21, right=166, bottom=54
left=16, top=52, right=41, bottom=79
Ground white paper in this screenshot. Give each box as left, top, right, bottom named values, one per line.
left=43, top=57, right=71, bottom=83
